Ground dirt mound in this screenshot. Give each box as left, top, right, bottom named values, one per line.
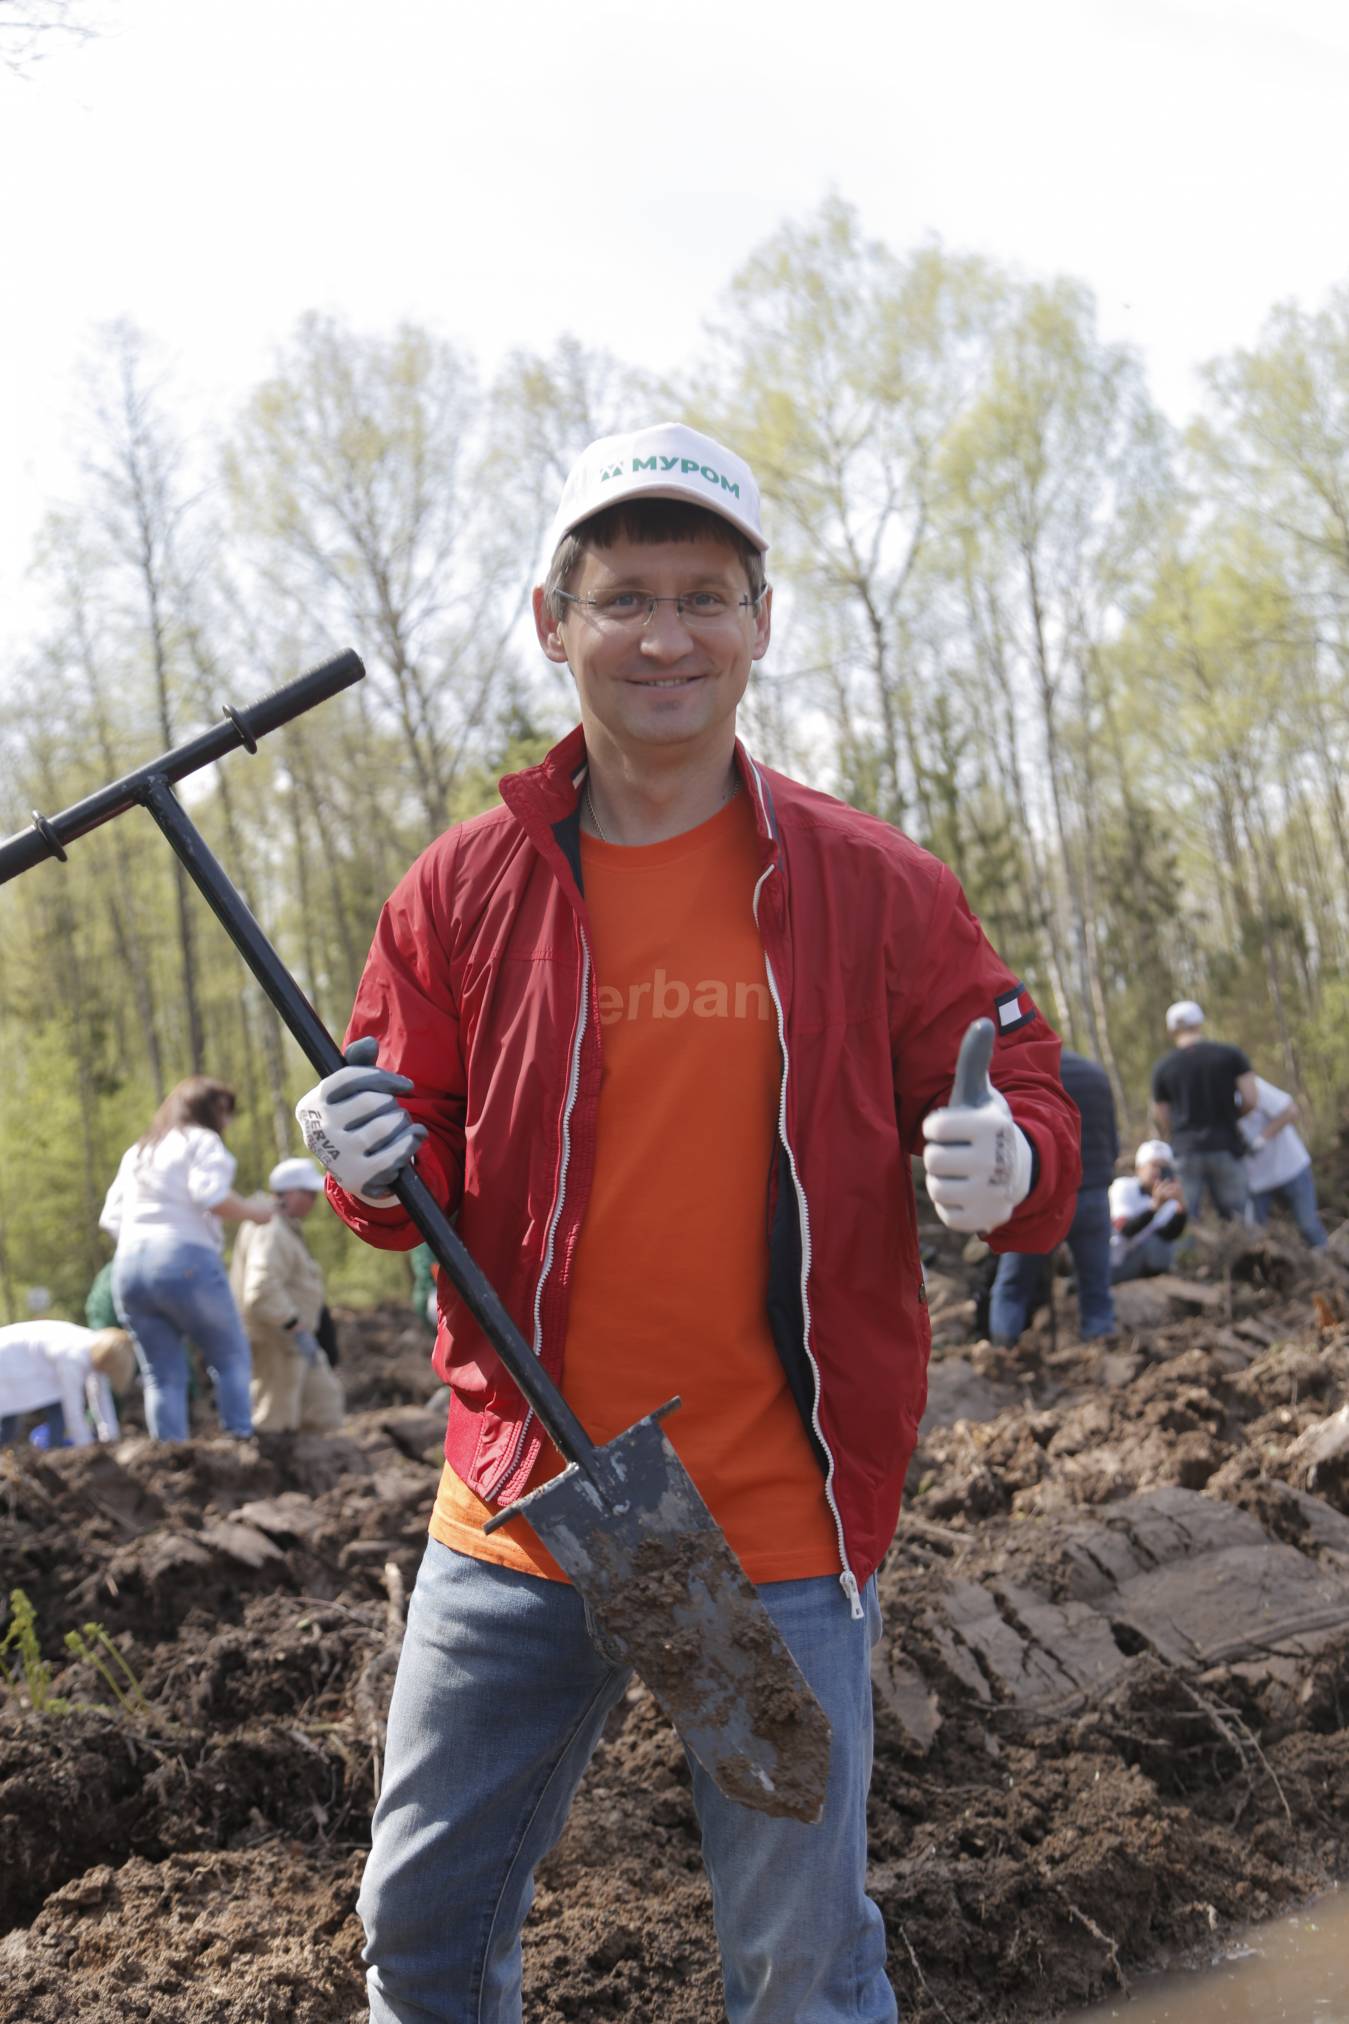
left=3, top=1259, right=1349, bottom=2021
left=0, top=1846, right=365, bottom=2022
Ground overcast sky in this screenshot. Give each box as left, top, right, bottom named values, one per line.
left=4, top=0, right=1349, bottom=656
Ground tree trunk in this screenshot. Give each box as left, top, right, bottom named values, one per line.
left=1024, top=545, right=1097, bottom=1052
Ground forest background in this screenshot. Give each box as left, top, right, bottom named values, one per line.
left=3, top=194, right=1347, bottom=1318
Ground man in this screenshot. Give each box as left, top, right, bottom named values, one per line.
left=988, top=1048, right=1119, bottom=1344
left=1110, top=1139, right=1189, bottom=1281
left=1239, top=1074, right=1328, bottom=1248
left=0, top=1321, right=135, bottom=1447
left=229, top=1156, right=343, bottom=1433
left=1151, top=1000, right=1257, bottom=1221
left=295, top=421, right=1080, bottom=2024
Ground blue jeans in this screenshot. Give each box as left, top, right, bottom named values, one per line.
left=1178, top=1150, right=1248, bottom=1222
left=1111, top=1233, right=1177, bottom=1283
left=989, top=1183, right=1116, bottom=1342
left=0, top=1402, right=66, bottom=1447
left=1250, top=1162, right=1328, bottom=1248
left=113, top=1238, right=253, bottom=1440
left=359, top=1539, right=896, bottom=2024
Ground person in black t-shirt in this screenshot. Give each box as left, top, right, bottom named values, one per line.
left=1151, top=1000, right=1258, bottom=1222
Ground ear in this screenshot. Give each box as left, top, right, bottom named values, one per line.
left=750, top=582, right=773, bottom=663
left=533, top=584, right=569, bottom=666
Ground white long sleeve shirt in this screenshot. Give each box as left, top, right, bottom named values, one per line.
left=1238, top=1076, right=1312, bottom=1195
left=99, top=1126, right=237, bottom=1255
left=0, top=1321, right=120, bottom=1445
left=1108, top=1176, right=1185, bottom=1270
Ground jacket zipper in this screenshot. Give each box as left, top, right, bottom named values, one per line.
left=753, top=860, right=864, bottom=1621
left=481, top=923, right=593, bottom=1503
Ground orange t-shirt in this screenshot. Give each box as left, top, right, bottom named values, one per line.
left=429, top=790, right=840, bottom=1583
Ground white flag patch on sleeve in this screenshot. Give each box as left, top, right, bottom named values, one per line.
left=994, top=983, right=1035, bottom=1033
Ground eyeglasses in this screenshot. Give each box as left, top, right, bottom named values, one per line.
left=555, top=588, right=762, bottom=632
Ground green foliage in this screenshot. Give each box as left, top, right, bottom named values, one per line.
left=0, top=1590, right=70, bottom=1716
left=0, top=1588, right=154, bottom=1727
left=63, top=1620, right=152, bottom=1722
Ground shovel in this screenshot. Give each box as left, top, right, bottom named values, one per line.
left=0, top=651, right=831, bottom=1825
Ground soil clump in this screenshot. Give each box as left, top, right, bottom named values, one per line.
left=4, top=1228, right=1349, bottom=2020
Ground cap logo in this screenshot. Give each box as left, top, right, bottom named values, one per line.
left=599, top=455, right=741, bottom=498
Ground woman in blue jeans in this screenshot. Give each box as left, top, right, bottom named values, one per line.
left=100, top=1076, right=272, bottom=1439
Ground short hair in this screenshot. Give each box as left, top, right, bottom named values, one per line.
left=543, top=499, right=766, bottom=623
left=89, top=1328, right=136, bottom=1393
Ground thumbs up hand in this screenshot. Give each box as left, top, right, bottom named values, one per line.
left=921, top=1019, right=1034, bottom=1233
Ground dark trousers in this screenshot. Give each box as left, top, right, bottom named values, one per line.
left=989, top=1184, right=1115, bottom=1343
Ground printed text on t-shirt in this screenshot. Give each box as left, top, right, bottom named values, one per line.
left=597, top=969, right=772, bottom=1026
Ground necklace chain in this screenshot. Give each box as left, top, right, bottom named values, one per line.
left=583, top=779, right=608, bottom=842
left=583, top=772, right=738, bottom=845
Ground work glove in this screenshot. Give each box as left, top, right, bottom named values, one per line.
left=294, top=1037, right=426, bottom=1206
left=293, top=1329, right=321, bottom=1365
left=922, top=1019, right=1034, bottom=1234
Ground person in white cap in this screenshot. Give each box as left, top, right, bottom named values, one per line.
left=1109, top=1140, right=1190, bottom=1281
left=1151, top=1001, right=1258, bottom=1223
left=294, top=420, right=1081, bottom=2024
left=0, top=1321, right=136, bottom=1448
left=229, top=1156, right=343, bottom=1434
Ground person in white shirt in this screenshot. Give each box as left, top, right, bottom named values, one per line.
left=0, top=1322, right=136, bottom=1448
left=1109, top=1140, right=1190, bottom=1282
left=100, top=1076, right=272, bottom=1440
left=1239, top=1075, right=1328, bottom=1249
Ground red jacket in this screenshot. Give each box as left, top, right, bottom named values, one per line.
left=329, top=727, right=1080, bottom=1598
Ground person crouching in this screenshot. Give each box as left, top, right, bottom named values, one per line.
left=230, top=1157, right=343, bottom=1433
left=1109, top=1140, right=1189, bottom=1283
left=0, top=1322, right=137, bottom=1447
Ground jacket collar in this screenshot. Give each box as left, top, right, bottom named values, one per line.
left=498, top=724, right=780, bottom=863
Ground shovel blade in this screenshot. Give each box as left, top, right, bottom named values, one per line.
left=499, top=1408, right=831, bottom=1823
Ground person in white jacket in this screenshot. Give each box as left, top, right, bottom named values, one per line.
left=230, top=1157, right=343, bottom=1433
left=101, top=1076, right=271, bottom=1440
left=0, top=1322, right=136, bottom=1448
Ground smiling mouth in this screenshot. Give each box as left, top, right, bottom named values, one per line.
left=627, top=675, right=704, bottom=688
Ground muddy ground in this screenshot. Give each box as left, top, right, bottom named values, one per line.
left=4, top=1207, right=1349, bottom=2022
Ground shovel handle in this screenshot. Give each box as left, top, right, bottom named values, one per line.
left=949, top=1018, right=997, bottom=1109
left=0, top=651, right=364, bottom=884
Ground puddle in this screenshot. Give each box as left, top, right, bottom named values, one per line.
left=1061, top=1887, right=1348, bottom=2021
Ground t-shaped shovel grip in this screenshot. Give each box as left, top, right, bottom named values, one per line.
left=949, top=1017, right=998, bottom=1109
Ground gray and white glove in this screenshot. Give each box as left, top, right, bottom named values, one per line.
left=294, top=1036, right=426, bottom=1206
left=922, top=1019, right=1034, bottom=1234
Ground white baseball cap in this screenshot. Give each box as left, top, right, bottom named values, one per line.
left=1165, top=999, right=1205, bottom=1032
left=542, top=422, right=767, bottom=571
left=269, top=1156, right=325, bottom=1194
left=1135, top=1139, right=1174, bottom=1169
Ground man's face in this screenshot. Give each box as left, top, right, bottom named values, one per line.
left=532, top=532, right=771, bottom=759
left=280, top=1188, right=319, bottom=1220
left=1137, top=1162, right=1164, bottom=1191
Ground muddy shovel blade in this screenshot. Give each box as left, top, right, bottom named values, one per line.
left=496, top=1407, right=831, bottom=1824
